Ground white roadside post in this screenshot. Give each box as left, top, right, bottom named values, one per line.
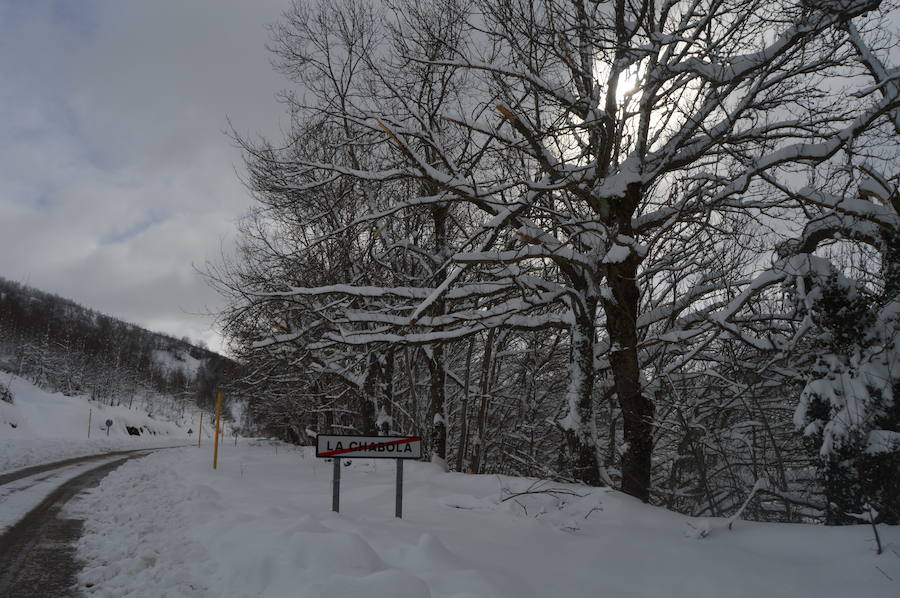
left=316, top=435, right=422, bottom=518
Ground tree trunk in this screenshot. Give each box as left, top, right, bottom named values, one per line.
left=379, top=347, right=394, bottom=435
left=456, top=336, right=476, bottom=472
left=362, top=348, right=394, bottom=436
left=324, top=405, right=335, bottom=435
left=427, top=343, right=447, bottom=463
left=561, top=295, right=601, bottom=486
left=427, top=201, right=449, bottom=464
left=405, top=347, right=420, bottom=434
left=605, top=260, right=653, bottom=502
left=469, top=328, right=496, bottom=474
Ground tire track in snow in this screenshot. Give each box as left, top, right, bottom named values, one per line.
left=0, top=450, right=172, bottom=597
left=0, top=444, right=189, bottom=488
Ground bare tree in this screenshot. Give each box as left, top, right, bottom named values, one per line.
left=218, top=0, right=899, bottom=503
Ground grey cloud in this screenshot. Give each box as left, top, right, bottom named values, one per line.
left=0, top=0, right=293, bottom=354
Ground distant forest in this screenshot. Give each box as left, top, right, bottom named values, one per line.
left=0, top=277, right=237, bottom=414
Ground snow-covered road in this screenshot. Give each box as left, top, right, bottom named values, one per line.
left=61, top=441, right=899, bottom=598
left=0, top=454, right=151, bottom=598
left=0, top=448, right=187, bottom=535
left=0, top=456, right=130, bottom=534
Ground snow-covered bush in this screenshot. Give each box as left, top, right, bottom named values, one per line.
left=0, top=381, right=12, bottom=404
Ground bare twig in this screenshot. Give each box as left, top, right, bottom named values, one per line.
left=874, top=566, right=893, bottom=581
left=499, top=479, right=588, bottom=502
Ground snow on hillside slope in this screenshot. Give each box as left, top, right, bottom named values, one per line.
left=151, top=348, right=202, bottom=379
left=68, top=443, right=899, bottom=598
left=0, top=374, right=204, bottom=473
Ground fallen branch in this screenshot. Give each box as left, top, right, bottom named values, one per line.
left=728, top=478, right=769, bottom=530
left=499, top=479, right=588, bottom=503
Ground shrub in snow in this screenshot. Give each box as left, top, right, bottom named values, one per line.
left=794, top=240, right=900, bottom=525
left=0, top=381, right=12, bottom=404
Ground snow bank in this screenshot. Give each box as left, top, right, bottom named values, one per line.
left=0, top=374, right=203, bottom=473
left=68, top=443, right=899, bottom=598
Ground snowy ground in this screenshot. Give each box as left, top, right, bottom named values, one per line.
left=0, top=374, right=208, bottom=473
left=66, top=442, right=900, bottom=598
left=3, top=374, right=897, bottom=597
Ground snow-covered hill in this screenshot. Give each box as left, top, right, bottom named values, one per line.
left=66, top=443, right=899, bottom=598
left=0, top=276, right=237, bottom=419
left=150, top=348, right=204, bottom=379
left=0, top=373, right=211, bottom=473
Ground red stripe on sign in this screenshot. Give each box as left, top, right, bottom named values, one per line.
left=319, top=437, right=420, bottom=457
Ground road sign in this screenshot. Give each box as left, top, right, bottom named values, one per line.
left=316, top=435, right=422, bottom=459
left=315, top=435, right=422, bottom=518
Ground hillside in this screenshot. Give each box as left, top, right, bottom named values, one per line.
left=0, top=276, right=238, bottom=417
left=0, top=373, right=210, bottom=473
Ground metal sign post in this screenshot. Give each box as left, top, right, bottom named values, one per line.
left=395, top=459, right=404, bottom=518
left=332, top=457, right=341, bottom=513
left=316, top=435, right=422, bottom=518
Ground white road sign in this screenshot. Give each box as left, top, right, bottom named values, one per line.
left=316, top=435, right=422, bottom=459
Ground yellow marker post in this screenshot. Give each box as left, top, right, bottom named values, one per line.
left=87, top=408, right=92, bottom=439
left=213, top=392, right=222, bottom=470
left=198, top=412, right=203, bottom=448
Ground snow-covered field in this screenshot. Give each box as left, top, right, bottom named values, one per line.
left=0, top=374, right=207, bottom=473
left=67, top=442, right=899, bottom=598
left=2, top=374, right=897, bottom=597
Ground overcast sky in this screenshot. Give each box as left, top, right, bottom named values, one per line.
left=0, top=0, right=292, bottom=354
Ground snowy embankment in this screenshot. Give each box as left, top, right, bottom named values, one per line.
left=68, top=443, right=899, bottom=598
left=0, top=374, right=204, bottom=474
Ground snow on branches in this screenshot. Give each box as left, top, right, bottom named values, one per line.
left=212, top=0, right=900, bottom=508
